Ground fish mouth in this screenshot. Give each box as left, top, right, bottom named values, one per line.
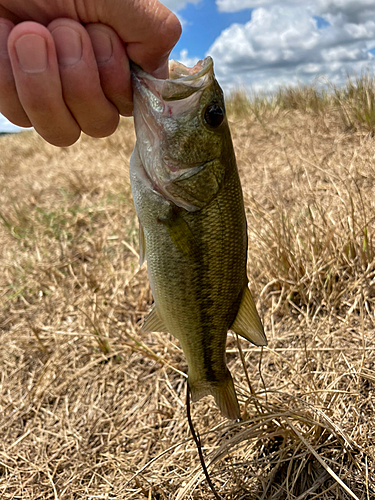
left=131, top=57, right=214, bottom=122
left=131, top=57, right=214, bottom=103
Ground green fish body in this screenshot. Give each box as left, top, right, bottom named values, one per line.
left=130, top=57, right=266, bottom=420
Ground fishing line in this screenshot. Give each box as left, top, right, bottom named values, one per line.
left=235, top=333, right=263, bottom=414
left=186, top=383, right=223, bottom=500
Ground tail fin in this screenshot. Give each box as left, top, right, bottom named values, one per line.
left=189, top=371, right=241, bottom=420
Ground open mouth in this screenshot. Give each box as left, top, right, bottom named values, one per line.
left=131, top=57, right=214, bottom=105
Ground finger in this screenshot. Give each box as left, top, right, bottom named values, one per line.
left=0, top=18, right=31, bottom=127
left=7, top=21, right=81, bottom=146
left=86, top=23, right=132, bottom=116
left=99, top=0, right=181, bottom=77
left=48, top=18, right=120, bottom=137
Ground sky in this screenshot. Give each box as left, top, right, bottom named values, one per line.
left=1, top=0, right=375, bottom=132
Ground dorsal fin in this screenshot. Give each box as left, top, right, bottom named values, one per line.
left=142, top=305, right=167, bottom=333
left=230, top=287, right=267, bottom=346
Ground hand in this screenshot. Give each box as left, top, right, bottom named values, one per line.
left=0, top=0, right=181, bottom=146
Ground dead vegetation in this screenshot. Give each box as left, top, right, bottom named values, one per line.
left=1, top=75, right=375, bottom=499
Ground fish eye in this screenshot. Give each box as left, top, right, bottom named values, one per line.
left=204, top=103, right=225, bottom=128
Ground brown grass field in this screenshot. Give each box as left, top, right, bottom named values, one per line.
left=1, top=78, right=375, bottom=499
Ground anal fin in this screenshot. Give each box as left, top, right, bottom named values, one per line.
left=142, top=305, right=167, bottom=333
left=230, top=287, right=267, bottom=346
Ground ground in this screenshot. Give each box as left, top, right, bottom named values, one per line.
left=1, top=86, right=375, bottom=499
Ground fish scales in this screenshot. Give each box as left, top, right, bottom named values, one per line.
left=130, top=57, right=267, bottom=419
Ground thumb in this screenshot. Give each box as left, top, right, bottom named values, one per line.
left=98, top=0, right=181, bottom=77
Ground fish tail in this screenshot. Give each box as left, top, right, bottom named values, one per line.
left=188, top=371, right=241, bottom=420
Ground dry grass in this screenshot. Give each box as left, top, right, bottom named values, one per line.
left=1, top=81, right=375, bottom=499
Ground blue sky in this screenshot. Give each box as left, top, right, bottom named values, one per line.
left=1, top=0, right=375, bottom=133
left=171, top=1, right=253, bottom=61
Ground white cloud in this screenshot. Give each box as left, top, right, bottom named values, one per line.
left=208, top=4, right=375, bottom=93
left=216, top=0, right=307, bottom=13
left=217, top=0, right=269, bottom=12
left=171, top=49, right=200, bottom=68
left=216, top=0, right=375, bottom=19
left=160, top=0, right=201, bottom=12
left=315, top=1, right=375, bottom=25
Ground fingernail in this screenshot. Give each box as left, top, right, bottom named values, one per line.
left=15, top=34, right=47, bottom=73
left=89, top=29, right=113, bottom=63
left=52, top=26, right=82, bottom=66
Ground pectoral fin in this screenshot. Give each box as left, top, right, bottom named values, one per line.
left=138, top=220, right=146, bottom=266
left=160, top=212, right=197, bottom=258
left=231, top=287, right=267, bottom=346
left=142, top=305, right=167, bottom=333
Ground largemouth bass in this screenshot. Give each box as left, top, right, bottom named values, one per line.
left=130, top=57, right=267, bottom=420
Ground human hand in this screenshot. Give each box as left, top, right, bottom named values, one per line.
left=0, top=0, right=181, bottom=146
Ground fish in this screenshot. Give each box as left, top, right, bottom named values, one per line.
left=130, top=57, right=267, bottom=420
